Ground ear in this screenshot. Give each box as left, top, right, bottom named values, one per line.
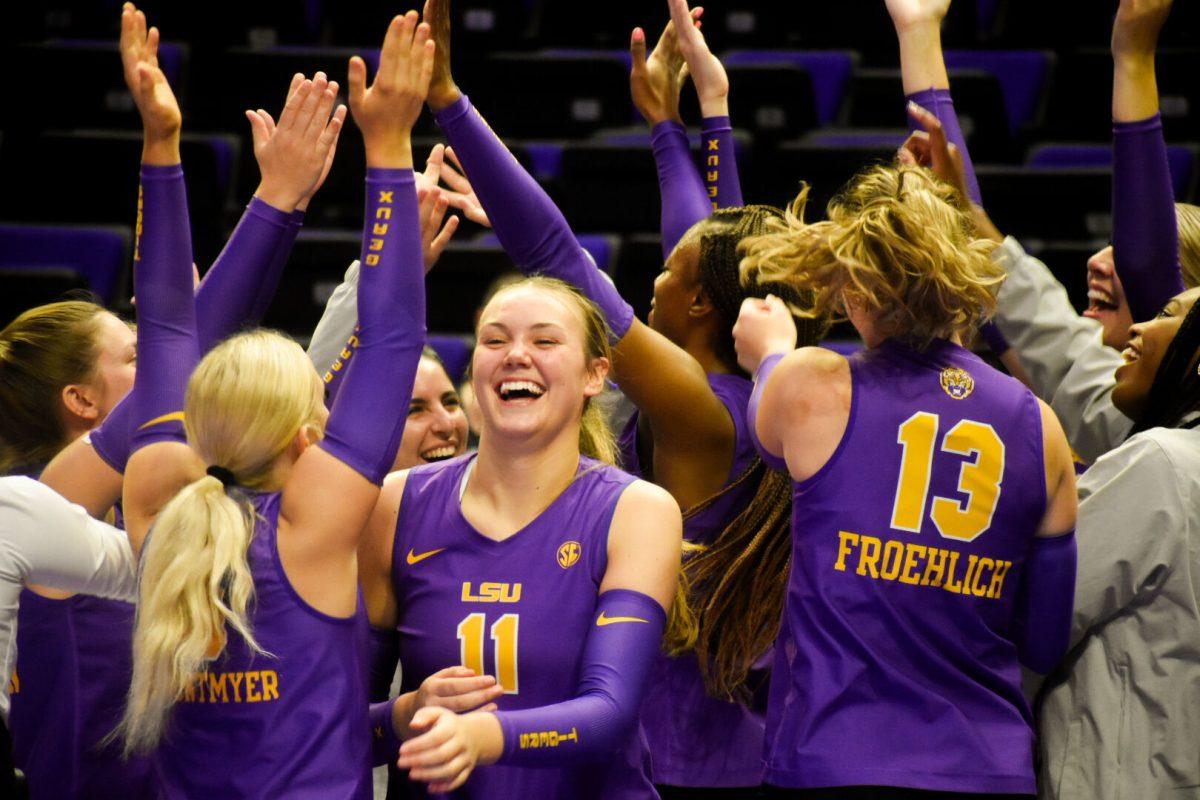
left=61, top=383, right=101, bottom=424
left=687, top=284, right=717, bottom=320
left=291, top=422, right=323, bottom=458
left=583, top=356, right=610, bottom=398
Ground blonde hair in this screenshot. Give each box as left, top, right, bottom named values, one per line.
left=740, top=165, right=1003, bottom=347
left=0, top=300, right=111, bottom=471
left=121, top=331, right=324, bottom=754
left=1176, top=203, right=1200, bottom=289
left=481, top=277, right=618, bottom=465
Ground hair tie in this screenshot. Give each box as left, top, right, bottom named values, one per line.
left=205, top=465, right=237, bottom=488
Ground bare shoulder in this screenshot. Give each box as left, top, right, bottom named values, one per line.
left=610, top=478, right=682, bottom=549
left=772, top=346, right=850, bottom=397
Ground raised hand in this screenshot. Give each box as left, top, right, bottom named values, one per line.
left=1112, top=0, right=1173, bottom=62
left=246, top=72, right=347, bottom=213
left=884, top=0, right=952, bottom=31
left=348, top=11, right=435, bottom=168
left=666, top=0, right=729, bottom=117
left=412, top=666, right=503, bottom=719
left=437, top=146, right=490, bottom=226
left=630, top=15, right=691, bottom=126
left=732, top=295, right=798, bottom=374
left=119, top=2, right=181, bottom=162
left=423, top=0, right=461, bottom=111
left=417, top=182, right=458, bottom=271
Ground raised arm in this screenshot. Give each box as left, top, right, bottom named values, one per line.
left=424, top=0, right=736, bottom=509
left=396, top=481, right=682, bottom=792
left=630, top=15, right=712, bottom=256
left=667, top=0, right=743, bottom=209
left=1110, top=0, right=1183, bottom=322
left=277, top=11, right=431, bottom=613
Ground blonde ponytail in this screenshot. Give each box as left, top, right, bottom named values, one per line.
left=121, top=331, right=323, bottom=753
left=120, top=476, right=263, bottom=753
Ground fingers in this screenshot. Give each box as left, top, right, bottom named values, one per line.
left=377, top=14, right=407, bottom=81
left=145, top=25, right=160, bottom=68
left=437, top=680, right=502, bottom=712
left=296, top=72, right=328, bottom=132
left=305, top=77, right=339, bottom=140
left=245, top=109, right=270, bottom=148
left=285, top=72, right=305, bottom=104
left=423, top=143, right=445, bottom=186
left=347, top=56, right=368, bottom=112
left=317, top=105, right=347, bottom=152
left=409, top=752, right=470, bottom=784
left=416, top=32, right=436, bottom=98
left=630, top=27, right=648, bottom=76
left=279, top=77, right=312, bottom=131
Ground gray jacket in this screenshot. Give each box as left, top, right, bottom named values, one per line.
left=1037, top=426, right=1200, bottom=799
left=991, top=237, right=1134, bottom=463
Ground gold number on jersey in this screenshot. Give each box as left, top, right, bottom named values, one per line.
left=890, top=413, right=1005, bottom=542
left=456, top=612, right=520, bottom=694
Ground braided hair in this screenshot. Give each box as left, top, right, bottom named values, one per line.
left=1130, top=297, right=1200, bottom=434
left=659, top=205, right=821, bottom=701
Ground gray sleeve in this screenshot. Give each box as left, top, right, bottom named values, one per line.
left=991, top=237, right=1133, bottom=462
left=306, top=260, right=361, bottom=375
left=0, top=478, right=137, bottom=602
left=1070, top=433, right=1185, bottom=646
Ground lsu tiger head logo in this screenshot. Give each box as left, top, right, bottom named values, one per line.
left=557, top=541, right=582, bottom=569
left=940, top=367, right=974, bottom=400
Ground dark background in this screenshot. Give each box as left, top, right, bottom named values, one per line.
left=3, top=0, right=1198, bottom=349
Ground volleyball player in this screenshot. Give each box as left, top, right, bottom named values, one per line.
left=732, top=162, right=1078, bottom=797
left=114, top=9, right=430, bottom=796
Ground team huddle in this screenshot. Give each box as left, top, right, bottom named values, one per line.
left=1, top=0, right=1198, bottom=798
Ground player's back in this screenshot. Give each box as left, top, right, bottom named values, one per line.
left=766, top=337, right=1045, bottom=795
left=390, top=454, right=657, bottom=800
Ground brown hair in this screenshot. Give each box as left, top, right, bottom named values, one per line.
left=0, top=301, right=111, bottom=472
left=1176, top=203, right=1200, bottom=290
left=740, top=166, right=1003, bottom=348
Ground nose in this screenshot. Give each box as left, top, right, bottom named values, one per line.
left=429, top=403, right=454, bottom=436
left=503, top=339, right=533, bottom=367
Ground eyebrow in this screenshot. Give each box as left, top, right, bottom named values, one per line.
left=478, top=322, right=566, bottom=333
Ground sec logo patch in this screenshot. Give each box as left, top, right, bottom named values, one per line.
left=940, top=367, right=974, bottom=400
left=557, top=541, right=582, bottom=569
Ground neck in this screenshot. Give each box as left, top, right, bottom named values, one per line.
left=681, top=326, right=735, bottom=376
left=468, top=426, right=582, bottom=529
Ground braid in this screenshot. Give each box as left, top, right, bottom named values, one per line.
left=696, top=206, right=824, bottom=371
left=1131, top=300, right=1200, bottom=434
left=663, top=460, right=794, bottom=702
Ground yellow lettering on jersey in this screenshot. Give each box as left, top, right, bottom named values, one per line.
left=460, top=582, right=522, bottom=603
left=207, top=671, right=229, bottom=703
left=262, top=670, right=280, bottom=700
left=227, top=671, right=244, bottom=702
left=708, top=139, right=719, bottom=151
left=706, top=155, right=719, bottom=167
left=181, top=670, right=281, bottom=704
left=834, top=530, right=1013, bottom=601
left=245, top=671, right=261, bottom=702
left=518, top=727, right=579, bottom=749
left=8, top=670, right=18, bottom=695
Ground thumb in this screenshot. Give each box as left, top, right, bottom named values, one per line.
left=347, top=56, right=367, bottom=111
left=136, top=63, right=156, bottom=95
left=245, top=109, right=269, bottom=149
left=409, top=705, right=443, bottom=732
left=630, top=28, right=648, bottom=75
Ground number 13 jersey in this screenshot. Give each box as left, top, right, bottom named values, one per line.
left=390, top=454, right=657, bottom=799
left=766, top=338, right=1047, bottom=795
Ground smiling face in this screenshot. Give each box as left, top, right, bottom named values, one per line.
left=1112, top=287, right=1200, bottom=421
left=1083, top=245, right=1135, bottom=350
left=392, top=356, right=469, bottom=470
left=650, top=239, right=702, bottom=345
left=472, top=283, right=608, bottom=449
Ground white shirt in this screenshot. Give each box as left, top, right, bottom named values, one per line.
left=0, top=477, right=137, bottom=719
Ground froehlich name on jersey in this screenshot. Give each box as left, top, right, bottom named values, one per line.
left=834, top=530, right=1013, bottom=599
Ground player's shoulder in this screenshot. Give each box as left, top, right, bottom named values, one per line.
left=613, top=478, right=681, bottom=530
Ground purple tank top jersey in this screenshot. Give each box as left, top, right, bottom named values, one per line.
left=10, top=494, right=155, bottom=800
left=389, top=454, right=657, bottom=800
left=623, top=374, right=766, bottom=787
left=766, top=338, right=1046, bottom=794
left=156, top=491, right=372, bottom=799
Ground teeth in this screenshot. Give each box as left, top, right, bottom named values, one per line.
left=498, top=380, right=545, bottom=398
left=422, top=446, right=456, bottom=460
left=1088, top=289, right=1116, bottom=307
left=1122, top=347, right=1140, bottom=363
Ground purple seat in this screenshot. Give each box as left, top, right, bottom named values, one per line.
left=0, top=223, right=131, bottom=302
left=802, top=128, right=907, bottom=150
left=723, top=50, right=857, bottom=126
left=944, top=50, right=1054, bottom=133
left=1027, top=143, right=1198, bottom=202
left=476, top=232, right=618, bottom=275
left=427, top=334, right=474, bottom=383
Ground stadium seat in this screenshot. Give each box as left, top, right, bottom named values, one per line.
left=976, top=166, right=1112, bottom=239
left=558, top=143, right=662, bottom=232
left=0, top=268, right=92, bottom=328
left=427, top=334, right=474, bottom=383
left=944, top=50, right=1054, bottom=133
left=678, top=63, right=818, bottom=142
left=1027, top=143, right=1198, bottom=202
left=1017, top=238, right=1105, bottom=314
left=0, top=223, right=130, bottom=303
left=723, top=50, right=858, bottom=126
left=613, top=233, right=664, bottom=323
left=748, top=137, right=902, bottom=219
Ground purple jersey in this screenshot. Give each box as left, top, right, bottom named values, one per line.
left=389, top=455, right=657, bottom=799
left=766, top=338, right=1045, bottom=793
left=621, top=374, right=767, bottom=787
left=10, top=497, right=155, bottom=800
left=156, top=491, right=372, bottom=799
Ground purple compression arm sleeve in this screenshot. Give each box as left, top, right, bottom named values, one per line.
left=701, top=115, right=744, bottom=210
left=247, top=209, right=304, bottom=323
left=1012, top=530, right=1077, bottom=673
left=319, top=325, right=359, bottom=410
left=367, top=626, right=400, bottom=702
left=651, top=120, right=711, bottom=259
left=1113, top=113, right=1184, bottom=322
left=747, top=353, right=788, bottom=471
left=370, top=699, right=402, bottom=767
left=195, top=198, right=294, bottom=349
left=318, top=169, right=425, bottom=485
left=906, top=88, right=982, bottom=206
left=494, top=589, right=665, bottom=766
left=128, top=164, right=199, bottom=453
left=435, top=95, right=635, bottom=340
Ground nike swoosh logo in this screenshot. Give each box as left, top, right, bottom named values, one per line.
left=596, top=612, right=650, bottom=627
left=406, top=548, right=445, bottom=566
left=137, top=410, right=185, bottom=430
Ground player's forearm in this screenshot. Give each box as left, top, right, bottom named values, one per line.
left=652, top=120, right=712, bottom=257
left=896, top=22, right=950, bottom=95
left=701, top=116, right=743, bottom=210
